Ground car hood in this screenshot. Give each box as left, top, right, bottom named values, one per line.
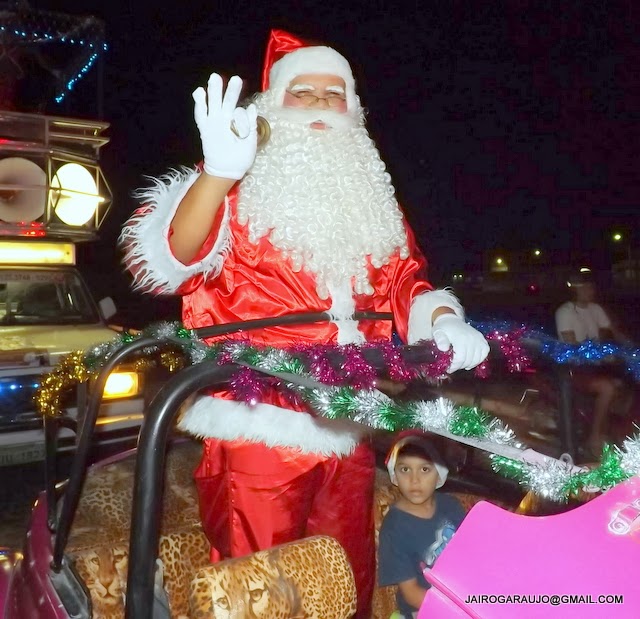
left=0, top=324, right=116, bottom=364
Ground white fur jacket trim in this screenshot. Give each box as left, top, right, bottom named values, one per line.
left=177, top=396, right=367, bottom=457
left=119, top=167, right=231, bottom=294
left=407, top=289, right=465, bottom=343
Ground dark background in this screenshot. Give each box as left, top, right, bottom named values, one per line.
left=7, top=0, right=640, bottom=328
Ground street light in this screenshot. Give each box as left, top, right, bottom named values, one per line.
left=612, top=231, right=631, bottom=263
left=533, top=249, right=541, bottom=257
left=492, top=256, right=508, bottom=273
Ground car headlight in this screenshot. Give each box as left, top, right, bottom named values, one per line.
left=102, top=371, right=141, bottom=400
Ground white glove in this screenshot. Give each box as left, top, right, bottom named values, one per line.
left=192, top=73, right=258, bottom=180
left=431, top=313, right=490, bottom=373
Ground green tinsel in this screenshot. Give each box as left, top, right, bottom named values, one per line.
left=278, top=357, right=307, bottom=376
left=490, top=456, right=528, bottom=481
left=42, top=320, right=640, bottom=501
left=321, top=387, right=360, bottom=419
left=563, top=444, right=631, bottom=496
left=377, top=400, right=408, bottom=430
left=450, top=406, right=491, bottom=438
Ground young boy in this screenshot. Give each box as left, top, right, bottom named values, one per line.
left=378, top=433, right=466, bottom=618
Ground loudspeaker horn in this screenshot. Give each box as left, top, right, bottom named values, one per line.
left=0, top=157, right=47, bottom=223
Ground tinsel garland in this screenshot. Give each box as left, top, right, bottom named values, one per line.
left=34, top=320, right=640, bottom=501
left=472, top=319, right=640, bottom=381
left=35, top=351, right=97, bottom=418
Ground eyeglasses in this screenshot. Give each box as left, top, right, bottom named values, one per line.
left=286, top=90, right=347, bottom=107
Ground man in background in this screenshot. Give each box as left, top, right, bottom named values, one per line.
left=555, top=272, right=633, bottom=456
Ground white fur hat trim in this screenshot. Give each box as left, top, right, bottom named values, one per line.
left=268, top=46, right=357, bottom=110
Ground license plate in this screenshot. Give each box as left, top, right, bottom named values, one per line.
left=0, top=442, right=46, bottom=466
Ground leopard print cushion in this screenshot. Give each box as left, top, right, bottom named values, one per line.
left=73, top=526, right=210, bottom=618
left=188, top=535, right=357, bottom=619
left=66, top=439, right=514, bottom=619
left=67, top=440, right=203, bottom=553
left=68, top=441, right=209, bottom=618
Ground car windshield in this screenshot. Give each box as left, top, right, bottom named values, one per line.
left=0, top=268, right=100, bottom=325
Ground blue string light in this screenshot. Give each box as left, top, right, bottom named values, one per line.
left=0, top=15, right=108, bottom=104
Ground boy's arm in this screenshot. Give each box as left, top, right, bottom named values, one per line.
left=397, top=577, right=428, bottom=610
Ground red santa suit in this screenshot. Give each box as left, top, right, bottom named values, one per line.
left=120, top=29, right=465, bottom=619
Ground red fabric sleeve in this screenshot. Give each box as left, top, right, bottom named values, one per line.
left=388, top=219, right=433, bottom=343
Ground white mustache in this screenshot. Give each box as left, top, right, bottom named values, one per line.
left=265, top=106, right=358, bottom=131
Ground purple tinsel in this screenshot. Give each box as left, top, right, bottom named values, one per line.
left=484, top=326, right=532, bottom=373
left=229, top=365, right=267, bottom=405
left=340, top=344, right=378, bottom=389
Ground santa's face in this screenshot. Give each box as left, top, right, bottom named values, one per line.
left=238, top=80, right=409, bottom=300
left=282, top=74, right=348, bottom=130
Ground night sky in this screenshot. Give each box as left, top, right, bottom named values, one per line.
left=5, top=0, right=640, bottom=324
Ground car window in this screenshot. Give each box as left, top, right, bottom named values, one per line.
left=0, top=269, right=99, bottom=324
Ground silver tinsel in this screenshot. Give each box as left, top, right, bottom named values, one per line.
left=258, top=349, right=293, bottom=372
left=154, top=321, right=180, bottom=339
left=485, top=418, right=525, bottom=449
left=351, top=389, right=393, bottom=429
left=188, top=342, right=210, bottom=364
left=619, top=434, right=640, bottom=476
left=524, top=459, right=576, bottom=502
left=413, top=397, right=457, bottom=432
left=222, top=341, right=249, bottom=361
left=87, top=340, right=116, bottom=361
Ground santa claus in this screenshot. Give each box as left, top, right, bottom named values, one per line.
left=120, top=29, right=489, bottom=618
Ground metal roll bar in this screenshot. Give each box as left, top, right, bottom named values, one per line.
left=50, top=311, right=395, bottom=569
left=123, top=340, right=440, bottom=618
left=51, top=336, right=166, bottom=570
left=124, top=361, right=237, bottom=618
left=46, top=310, right=580, bottom=613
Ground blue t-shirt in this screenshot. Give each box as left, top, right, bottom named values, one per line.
left=378, top=493, right=466, bottom=617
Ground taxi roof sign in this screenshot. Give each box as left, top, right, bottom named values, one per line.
left=0, top=240, right=75, bottom=265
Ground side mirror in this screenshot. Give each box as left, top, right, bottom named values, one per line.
left=98, top=296, right=117, bottom=321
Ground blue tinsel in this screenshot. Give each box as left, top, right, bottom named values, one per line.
left=470, top=320, right=640, bottom=382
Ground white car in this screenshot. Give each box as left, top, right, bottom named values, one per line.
left=0, top=255, right=144, bottom=466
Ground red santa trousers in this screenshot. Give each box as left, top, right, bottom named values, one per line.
left=194, top=437, right=376, bottom=619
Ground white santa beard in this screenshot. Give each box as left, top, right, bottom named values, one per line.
left=237, top=95, right=409, bottom=300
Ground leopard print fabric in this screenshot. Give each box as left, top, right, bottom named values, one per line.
left=73, top=526, right=210, bottom=618
left=67, top=440, right=202, bottom=553
left=68, top=441, right=209, bottom=618
left=188, top=535, right=357, bottom=619
left=73, top=544, right=129, bottom=619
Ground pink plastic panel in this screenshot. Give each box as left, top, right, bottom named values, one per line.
left=419, top=477, right=640, bottom=618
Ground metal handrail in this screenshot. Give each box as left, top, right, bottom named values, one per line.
left=49, top=310, right=582, bottom=610
left=50, top=311, right=394, bottom=569
left=51, top=336, right=163, bottom=570
left=125, top=361, right=237, bottom=619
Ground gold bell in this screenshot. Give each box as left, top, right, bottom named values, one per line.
left=230, top=116, right=271, bottom=147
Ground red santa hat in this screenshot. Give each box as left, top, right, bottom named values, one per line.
left=261, top=28, right=358, bottom=111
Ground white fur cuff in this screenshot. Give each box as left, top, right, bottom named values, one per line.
left=177, top=396, right=368, bottom=457
left=119, top=167, right=231, bottom=294
left=407, top=289, right=465, bottom=343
